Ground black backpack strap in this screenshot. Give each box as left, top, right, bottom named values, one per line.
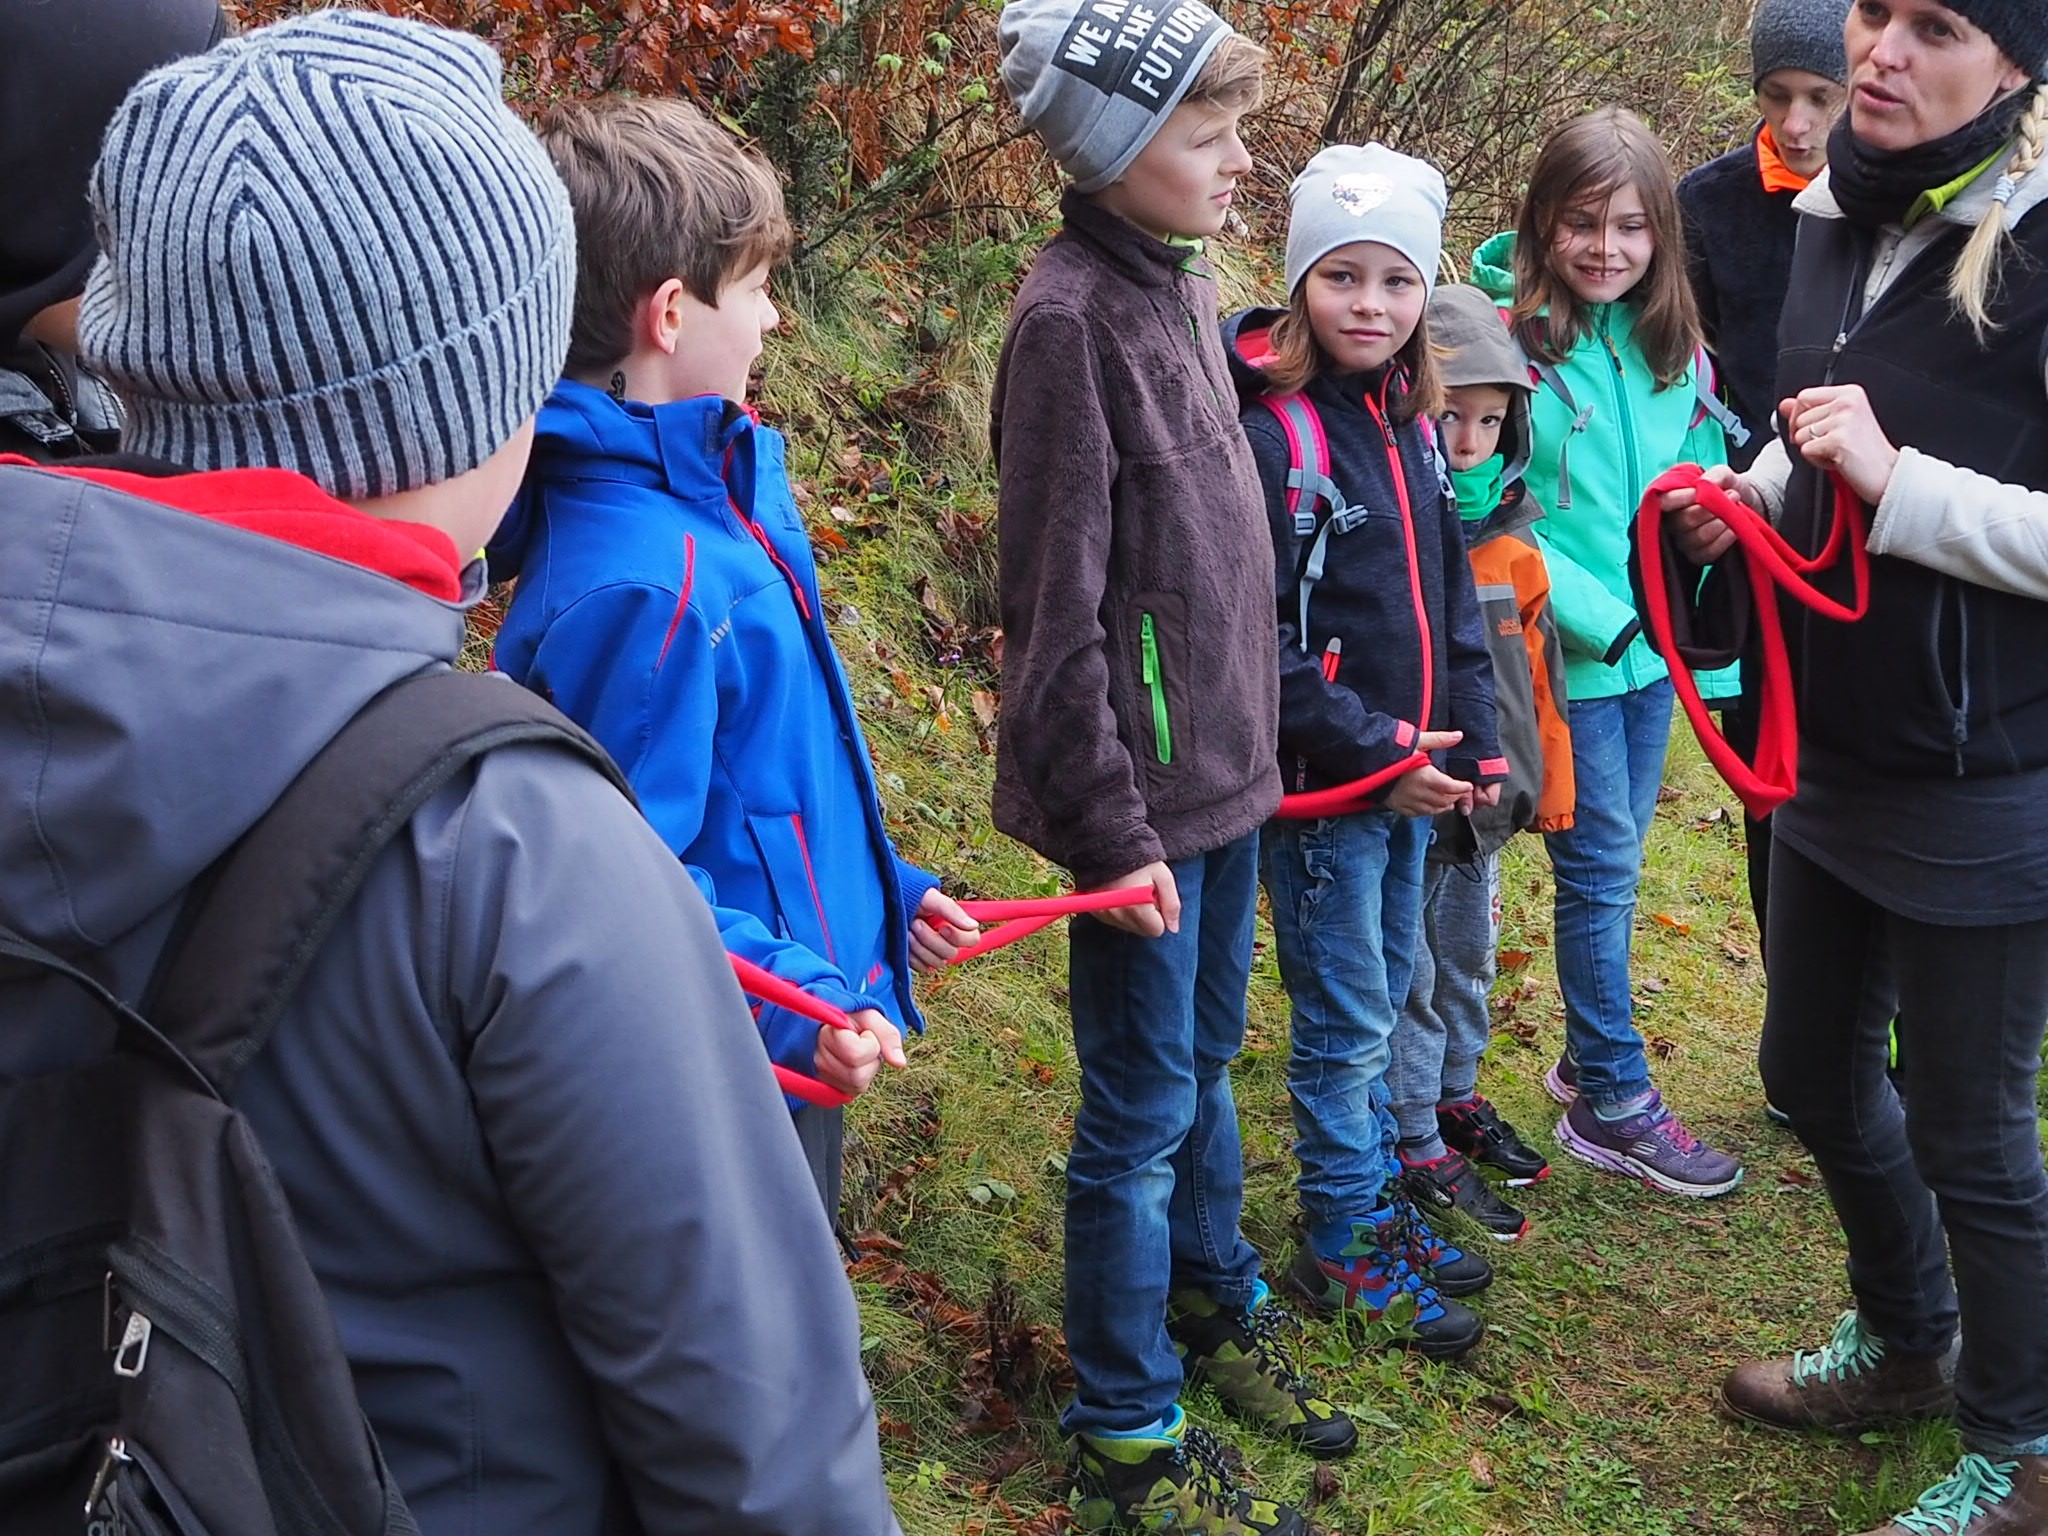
left=147, top=669, right=632, bottom=1098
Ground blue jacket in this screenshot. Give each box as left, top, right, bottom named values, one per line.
left=1225, top=309, right=1506, bottom=800
left=491, top=382, right=936, bottom=1073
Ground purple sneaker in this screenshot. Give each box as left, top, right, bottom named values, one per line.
left=1543, top=1050, right=1580, bottom=1106
left=1555, top=1092, right=1743, bottom=1198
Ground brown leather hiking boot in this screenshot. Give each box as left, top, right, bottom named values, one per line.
left=1722, top=1311, right=1955, bottom=1432
left=1853, top=1453, right=2048, bottom=1534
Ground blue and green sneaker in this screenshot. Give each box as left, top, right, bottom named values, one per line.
left=1167, top=1282, right=1357, bottom=1458
left=1282, top=1209, right=1484, bottom=1360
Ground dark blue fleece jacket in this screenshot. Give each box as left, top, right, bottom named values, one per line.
left=490, top=383, right=936, bottom=1074
left=1224, top=308, right=1505, bottom=802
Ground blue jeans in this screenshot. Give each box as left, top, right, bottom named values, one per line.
left=1261, top=811, right=1429, bottom=1255
left=1389, top=851, right=1502, bottom=1142
left=1061, top=832, right=1263, bottom=1435
left=1543, top=679, right=1673, bottom=1109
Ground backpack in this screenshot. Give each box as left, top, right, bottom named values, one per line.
left=1262, top=391, right=1450, bottom=658
left=0, top=669, right=627, bottom=1536
left=1494, top=307, right=1751, bottom=510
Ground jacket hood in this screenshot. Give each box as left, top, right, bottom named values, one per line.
left=1, top=461, right=470, bottom=952
left=1429, top=282, right=1535, bottom=492
left=1222, top=305, right=1290, bottom=405
left=487, top=380, right=748, bottom=582
left=1470, top=231, right=1519, bottom=304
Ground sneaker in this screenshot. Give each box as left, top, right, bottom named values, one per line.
left=1722, top=1310, right=1957, bottom=1432
left=1069, top=1408, right=1309, bottom=1535
left=1282, top=1213, right=1484, bottom=1360
left=1401, top=1150, right=1530, bottom=1242
left=1390, top=1190, right=1495, bottom=1293
left=1853, top=1453, right=2048, bottom=1535
left=1554, top=1091, right=1744, bottom=1198
left=1438, top=1096, right=1552, bottom=1186
left=1167, top=1284, right=1358, bottom=1459
left=1764, top=1100, right=1795, bottom=1128
left=1543, top=1049, right=1580, bottom=1106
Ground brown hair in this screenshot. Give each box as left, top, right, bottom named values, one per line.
left=1510, top=107, right=1700, bottom=388
left=536, top=97, right=792, bottom=374
left=1259, top=287, right=1442, bottom=423
left=1181, top=31, right=1269, bottom=113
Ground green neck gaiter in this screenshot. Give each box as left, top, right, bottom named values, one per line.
left=1451, top=455, right=1506, bottom=521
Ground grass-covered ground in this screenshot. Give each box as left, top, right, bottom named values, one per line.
left=679, top=280, right=2047, bottom=1536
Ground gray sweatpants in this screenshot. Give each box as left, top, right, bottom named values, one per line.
left=1388, top=852, right=1502, bottom=1144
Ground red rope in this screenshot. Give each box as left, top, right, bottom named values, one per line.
left=1636, top=463, right=1869, bottom=820
left=728, top=953, right=857, bottom=1108
left=949, top=888, right=1158, bottom=961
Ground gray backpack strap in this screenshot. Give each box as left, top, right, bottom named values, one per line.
left=1691, top=343, right=1752, bottom=450
left=1265, top=393, right=1372, bottom=650
left=1527, top=356, right=1593, bottom=512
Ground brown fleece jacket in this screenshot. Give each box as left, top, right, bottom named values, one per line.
left=989, top=191, right=1281, bottom=887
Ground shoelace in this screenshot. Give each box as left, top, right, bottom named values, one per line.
left=1242, top=1301, right=1311, bottom=1395
left=1894, top=1455, right=2020, bottom=1535
left=1355, top=1217, right=1442, bottom=1304
left=1644, top=1106, right=1702, bottom=1155
left=1792, top=1311, right=1886, bottom=1387
left=1178, top=1425, right=1250, bottom=1507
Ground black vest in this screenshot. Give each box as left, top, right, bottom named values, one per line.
left=1776, top=202, right=2048, bottom=777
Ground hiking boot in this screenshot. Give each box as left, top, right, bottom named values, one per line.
left=1282, top=1214, right=1484, bottom=1361
left=1390, top=1190, right=1496, bottom=1294
left=1438, top=1096, right=1551, bottom=1186
left=1167, top=1283, right=1358, bottom=1459
left=1722, top=1311, right=1957, bottom=1432
left=1555, top=1091, right=1744, bottom=1198
left=1069, top=1407, right=1310, bottom=1535
left=1853, top=1453, right=2048, bottom=1535
left=1543, top=1049, right=1580, bottom=1106
left=1401, top=1150, right=1530, bottom=1243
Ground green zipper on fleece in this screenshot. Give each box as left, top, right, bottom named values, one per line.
left=1140, top=612, right=1172, bottom=765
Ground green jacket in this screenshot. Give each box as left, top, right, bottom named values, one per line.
left=1471, top=232, right=1737, bottom=703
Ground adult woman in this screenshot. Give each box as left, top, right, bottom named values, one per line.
left=1667, top=1, right=2048, bottom=1529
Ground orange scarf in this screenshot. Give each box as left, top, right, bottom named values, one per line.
left=1757, top=126, right=1814, bottom=195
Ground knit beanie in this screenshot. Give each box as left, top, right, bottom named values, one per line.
left=1284, top=144, right=1447, bottom=296
left=999, top=0, right=1235, bottom=192
left=1932, top=0, right=2048, bottom=77
left=1748, top=0, right=1850, bottom=87
left=79, top=10, right=575, bottom=500
left=0, top=0, right=226, bottom=349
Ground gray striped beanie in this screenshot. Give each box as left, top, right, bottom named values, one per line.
left=78, top=9, right=575, bottom=499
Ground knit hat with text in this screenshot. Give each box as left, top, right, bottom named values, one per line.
left=80, top=9, right=575, bottom=499
left=1748, top=0, right=1850, bottom=88
left=999, top=0, right=1237, bottom=192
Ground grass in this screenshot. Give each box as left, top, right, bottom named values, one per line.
left=649, top=269, right=2048, bottom=1536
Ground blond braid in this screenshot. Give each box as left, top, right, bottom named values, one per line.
left=1951, top=82, right=2048, bottom=341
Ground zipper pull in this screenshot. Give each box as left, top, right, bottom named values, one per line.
left=1322, top=637, right=1343, bottom=682
left=113, top=1311, right=152, bottom=1379
left=84, top=1437, right=131, bottom=1519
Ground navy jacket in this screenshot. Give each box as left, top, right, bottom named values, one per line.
left=1225, top=309, right=1505, bottom=801
left=1680, top=130, right=1797, bottom=469
left=491, top=384, right=936, bottom=1074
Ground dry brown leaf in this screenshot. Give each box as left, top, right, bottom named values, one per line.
left=1468, top=1450, right=1497, bottom=1491
left=1498, top=949, right=1533, bottom=971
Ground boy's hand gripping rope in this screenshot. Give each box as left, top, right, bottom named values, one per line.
left=1636, top=464, right=1869, bottom=820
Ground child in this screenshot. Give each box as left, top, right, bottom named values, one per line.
left=1389, top=285, right=1575, bottom=1244
left=2, top=11, right=893, bottom=1528
left=993, top=2, right=1355, bottom=1528
left=1223, top=145, right=1507, bottom=1361
left=1471, top=107, right=1744, bottom=1196
left=488, top=98, right=980, bottom=1215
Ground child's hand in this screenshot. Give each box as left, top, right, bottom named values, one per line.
left=1471, top=781, right=1502, bottom=808
left=1385, top=730, right=1472, bottom=817
left=909, top=887, right=982, bottom=971
left=815, top=1009, right=906, bottom=1097
left=1660, top=464, right=1753, bottom=565
left=1085, top=862, right=1181, bottom=937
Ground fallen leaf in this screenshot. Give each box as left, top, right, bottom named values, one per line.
left=1306, top=1465, right=1342, bottom=1510
left=1651, top=912, right=1692, bottom=935
left=1497, top=949, right=1533, bottom=971
left=972, top=690, right=999, bottom=731
left=1657, top=784, right=1683, bottom=802
left=1639, top=975, right=1667, bottom=995
left=829, top=503, right=858, bottom=523
left=1468, top=1450, right=1497, bottom=1491
left=1647, top=1034, right=1677, bottom=1059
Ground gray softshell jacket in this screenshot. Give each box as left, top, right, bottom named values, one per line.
left=0, top=462, right=898, bottom=1536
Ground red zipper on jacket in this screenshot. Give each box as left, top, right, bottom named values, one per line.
left=790, top=812, right=837, bottom=962
left=1363, top=381, right=1434, bottom=732
left=722, top=445, right=812, bottom=621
